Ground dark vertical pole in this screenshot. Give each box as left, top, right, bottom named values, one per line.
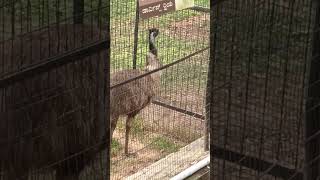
left=206, top=0, right=219, bottom=152
left=305, top=0, right=320, bottom=179
left=204, top=54, right=212, bottom=151
left=97, top=43, right=110, bottom=179
left=132, top=0, right=139, bottom=69
left=97, top=0, right=102, bottom=29
left=209, top=0, right=219, bottom=178
left=104, top=0, right=110, bottom=179
left=73, top=0, right=84, bottom=24
left=11, top=0, right=15, bottom=37
left=27, top=0, right=31, bottom=32
left=56, top=0, right=60, bottom=24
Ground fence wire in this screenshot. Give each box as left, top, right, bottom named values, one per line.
left=209, top=0, right=315, bottom=179
left=2, top=0, right=319, bottom=179
left=0, top=0, right=109, bottom=179
left=110, top=0, right=210, bottom=179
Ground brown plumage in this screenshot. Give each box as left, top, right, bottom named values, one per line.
left=0, top=24, right=109, bottom=180
left=110, top=28, right=162, bottom=155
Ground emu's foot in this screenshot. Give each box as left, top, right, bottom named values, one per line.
left=125, top=152, right=137, bottom=157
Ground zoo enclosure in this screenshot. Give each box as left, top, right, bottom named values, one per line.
left=209, top=0, right=320, bottom=179
left=1, top=0, right=320, bottom=179
left=0, top=0, right=110, bottom=179
left=110, top=0, right=210, bottom=179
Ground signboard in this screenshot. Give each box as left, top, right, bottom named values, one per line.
left=139, top=0, right=194, bottom=19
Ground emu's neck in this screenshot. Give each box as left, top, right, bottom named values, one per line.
left=145, top=52, right=162, bottom=80
left=149, top=33, right=158, bottom=56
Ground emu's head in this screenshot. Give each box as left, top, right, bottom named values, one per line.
left=146, top=28, right=161, bottom=71
left=149, top=28, right=159, bottom=41
left=148, top=28, right=159, bottom=56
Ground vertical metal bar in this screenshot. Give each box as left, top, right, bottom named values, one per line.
left=97, top=0, right=102, bottom=30
left=305, top=0, right=320, bottom=179
left=132, top=0, right=139, bottom=69
left=56, top=0, right=60, bottom=24
left=275, top=0, right=295, bottom=163
left=295, top=0, right=313, bottom=171
left=46, top=0, right=51, bottom=56
left=204, top=49, right=212, bottom=151
left=73, top=0, right=84, bottom=24
left=27, top=0, right=31, bottom=32
left=220, top=1, right=239, bottom=177
left=96, top=48, right=109, bottom=179
left=11, top=0, right=15, bottom=38
left=209, top=1, right=220, bottom=179
left=104, top=0, right=110, bottom=179
left=256, top=0, right=275, bottom=176
left=206, top=0, right=219, bottom=153
left=56, top=0, right=61, bottom=52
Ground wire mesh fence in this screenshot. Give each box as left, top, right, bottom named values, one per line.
left=2, top=0, right=320, bottom=179
left=110, top=0, right=210, bottom=179
left=305, top=1, right=320, bottom=179
left=0, top=0, right=109, bottom=179
left=209, top=0, right=316, bottom=179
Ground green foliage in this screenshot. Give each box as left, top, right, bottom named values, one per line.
left=111, top=139, right=122, bottom=155
left=151, top=136, right=181, bottom=153
left=131, top=116, right=144, bottom=137
left=114, top=116, right=144, bottom=137
left=109, top=0, right=209, bottom=71
left=195, top=0, right=209, bottom=6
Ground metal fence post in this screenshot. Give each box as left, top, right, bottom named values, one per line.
left=305, top=0, right=320, bottom=179
left=132, top=0, right=140, bottom=69
left=73, top=0, right=84, bottom=24
left=207, top=0, right=220, bottom=161
left=11, top=0, right=15, bottom=37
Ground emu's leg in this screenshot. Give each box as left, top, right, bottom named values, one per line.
left=125, top=115, right=135, bottom=155
left=110, top=115, right=118, bottom=138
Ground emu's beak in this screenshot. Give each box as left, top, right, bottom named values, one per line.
left=149, top=28, right=159, bottom=37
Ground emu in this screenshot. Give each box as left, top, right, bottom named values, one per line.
left=0, top=24, right=109, bottom=180
left=110, top=28, right=162, bottom=155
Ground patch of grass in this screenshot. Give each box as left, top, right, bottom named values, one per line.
left=131, top=116, right=144, bottom=137
left=151, top=136, right=181, bottom=153
left=111, top=30, right=207, bottom=71
left=172, top=127, right=203, bottom=143
left=110, top=0, right=209, bottom=71
left=115, top=119, right=125, bottom=131
left=160, top=54, right=209, bottom=89
left=114, top=116, right=145, bottom=137
left=111, top=139, right=122, bottom=156
left=195, top=0, right=210, bottom=6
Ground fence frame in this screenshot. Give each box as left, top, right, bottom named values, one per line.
left=305, top=0, right=320, bottom=179
left=0, top=0, right=111, bottom=178
left=208, top=0, right=318, bottom=179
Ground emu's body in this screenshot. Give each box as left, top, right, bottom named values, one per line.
left=110, top=69, right=158, bottom=153
left=0, top=24, right=108, bottom=180
left=110, top=28, right=161, bottom=155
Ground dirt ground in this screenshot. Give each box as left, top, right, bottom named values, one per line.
left=111, top=103, right=206, bottom=179
left=110, top=62, right=209, bottom=179
left=126, top=137, right=209, bottom=180
left=110, top=3, right=308, bottom=179
left=110, top=66, right=208, bottom=179
left=111, top=12, right=210, bottom=179
left=165, top=14, right=209, bottom=41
